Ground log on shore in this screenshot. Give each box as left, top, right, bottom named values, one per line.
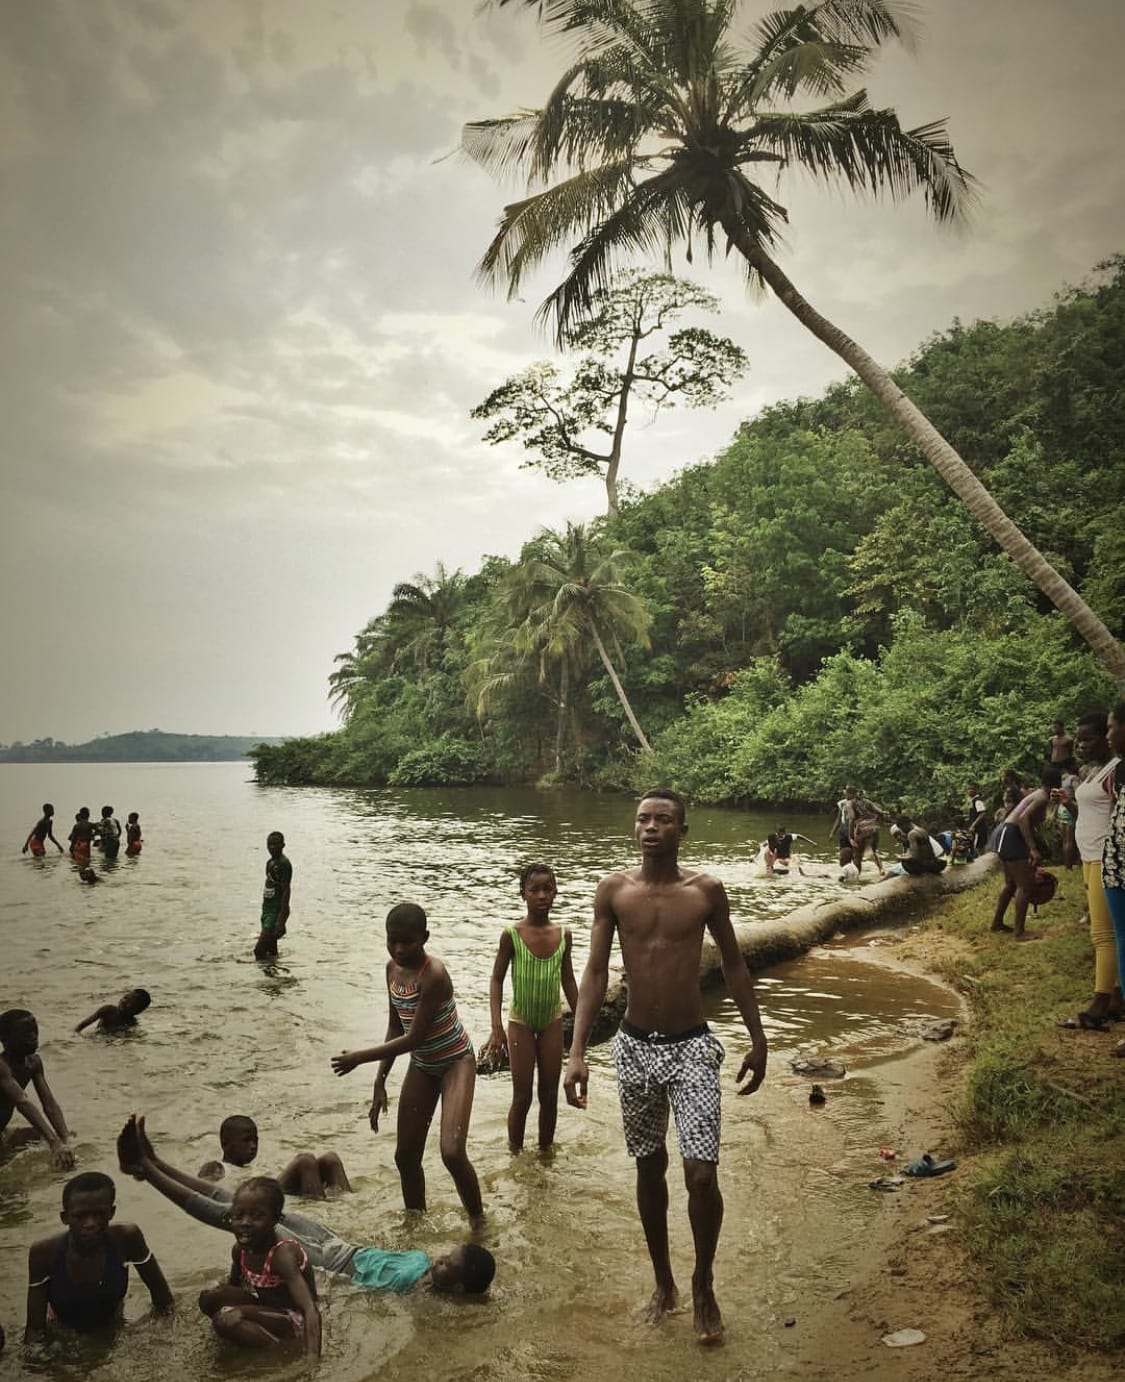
left=583, top=854, right=997, bottom=1046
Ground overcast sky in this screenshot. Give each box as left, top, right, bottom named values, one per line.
left=1, top=0, right=1122, bottom=744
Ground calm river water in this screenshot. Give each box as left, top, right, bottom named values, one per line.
left=0, top=764, right=957, bottom=1381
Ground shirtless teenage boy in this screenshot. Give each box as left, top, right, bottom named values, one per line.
left=563, top=790, right=768, bottom=1346
left=1, top=1010, right=75, bottom=1169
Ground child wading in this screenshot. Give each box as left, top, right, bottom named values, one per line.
left=483, top=864, right=578, bottom=1152
left=198, top=1176, right=321, bottom=1357
left=331, top=903, right=483, bottom=1220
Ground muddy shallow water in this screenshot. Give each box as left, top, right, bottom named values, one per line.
left=1, top=766, right=957, bottom=1380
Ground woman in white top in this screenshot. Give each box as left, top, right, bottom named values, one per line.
left=1061, top=712, right=1120, bottom=1029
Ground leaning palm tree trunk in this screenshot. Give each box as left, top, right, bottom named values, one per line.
left=726, top=227, right=1125, bottom=685
left=587, top=623, right=652, bottom=752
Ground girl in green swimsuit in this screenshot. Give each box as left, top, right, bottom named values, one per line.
left=484, top=865, right=579, bottom=1153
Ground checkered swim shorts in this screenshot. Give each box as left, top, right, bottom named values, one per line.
left=612, top=1024, right=726, bottom=1163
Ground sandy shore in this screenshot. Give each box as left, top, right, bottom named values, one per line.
left=791, top=926, right=1119, bottom=1382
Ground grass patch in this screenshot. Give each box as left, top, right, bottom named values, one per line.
left=919, top=872, right=1125, bottom=1352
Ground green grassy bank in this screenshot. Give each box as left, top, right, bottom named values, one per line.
left=911, top=874, right=1125, bottom=1353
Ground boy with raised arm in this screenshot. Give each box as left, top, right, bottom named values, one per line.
left=563, top=789, right=767, bottom=1347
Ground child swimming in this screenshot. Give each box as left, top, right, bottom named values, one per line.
left=331, top=903, right=483, bottom=1219
left=24, top=1172, right=173, bottom=1341
left=197, top=1176, right=321, bottom=1356
left=197, top=1113, right=351, bottom=1199
left=74, top=989, right=151, bottom=1034
left=483, top=864, right=578, bottom=1152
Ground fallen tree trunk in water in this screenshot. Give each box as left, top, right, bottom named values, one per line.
left=583, top=855, right=998, bottom=1046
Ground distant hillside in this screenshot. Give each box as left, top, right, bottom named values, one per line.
left=0, top=731, right=283, bottom=763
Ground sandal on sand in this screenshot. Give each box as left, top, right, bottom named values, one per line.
left=904, top=1153, right=956, bottom=1178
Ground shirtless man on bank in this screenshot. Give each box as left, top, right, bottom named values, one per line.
left=564, top=789, right=768, bottom=1346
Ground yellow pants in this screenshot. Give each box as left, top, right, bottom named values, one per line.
left=1083, top=859, right=1119, bottom=993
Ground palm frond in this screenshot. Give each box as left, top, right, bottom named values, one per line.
left=535, top=170, right=694, bottom=340
left=476, top=159, right=639, bottom=296
left=748, top=98, right=977, bottom=225
left=461, top=112, right=546, bottom=181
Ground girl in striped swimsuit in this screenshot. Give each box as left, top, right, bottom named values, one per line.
left=331, top=903, right=482, bottom=1219
left=484, top=864, right=578, bottom=1153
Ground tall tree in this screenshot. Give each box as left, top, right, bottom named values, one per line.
left=472, top=270, right=747, bottom=515
left=385, top=563, right=469, bottom=674
left=511, top=520, right=654, bottom=752
left=469, top=0, right=1125, bottom=682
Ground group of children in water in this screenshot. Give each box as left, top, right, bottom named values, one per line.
left=2, top=852, right=573, bottom=1358
left=22, top=802, right=143, bottom=884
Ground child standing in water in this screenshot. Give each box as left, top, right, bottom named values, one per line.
left=124, top=813, right=143, bottom=857
left=198, top=1177, right=320, bottom=1356
left=483, top=865, right=578, bottom=1153
left=331, top=904, right=482, bottom=1219
left=22, top=804, right=63, bottom=856
left=68, top=808, right=94, bottom=863
left=97, top=806, right=122, bottom=860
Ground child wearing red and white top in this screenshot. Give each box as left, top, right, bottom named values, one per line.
left=197, top=1177, right=320, bottom=1357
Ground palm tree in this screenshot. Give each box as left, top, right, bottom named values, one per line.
left=385, top=563, right=469, bottom=674
left=327, top=615, right=392, bottom=720
left=468, top=0, right=1125, bottom=683
left=511, top=520, right=654, bottom=751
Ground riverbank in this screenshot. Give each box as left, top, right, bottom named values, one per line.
left=794, top=871, right=1124, bottom=1379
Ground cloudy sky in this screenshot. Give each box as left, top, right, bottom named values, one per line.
left=1, top=0, right=1122, bottom=744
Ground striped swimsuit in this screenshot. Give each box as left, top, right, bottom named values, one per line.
left=390, top=957, right=473, bottom=1076
left=508, top=926, right=567, bottom=1035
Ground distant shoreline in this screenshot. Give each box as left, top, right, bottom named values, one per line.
left=0, top=730, right=283, bottom=765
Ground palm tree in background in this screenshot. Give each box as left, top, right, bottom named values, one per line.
left=469, top=0, right=1124, bottom=682
left=328, top=615, right=391, bottom=720
left=385, top=563, right=469, bottom=674
left=511, top=520, right=654, bottom=752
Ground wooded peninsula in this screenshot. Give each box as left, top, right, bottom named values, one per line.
left=252, top=258, right=1124, bottom=814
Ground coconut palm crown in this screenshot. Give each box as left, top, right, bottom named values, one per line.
left=466, top=0, right=1125, bottom=682
left=468, top=0, right=973, bottom=337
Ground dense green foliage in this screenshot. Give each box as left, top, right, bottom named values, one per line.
left=252, top=259, right=1125, bottom=812
left=0, top=731, right=279, bottom=763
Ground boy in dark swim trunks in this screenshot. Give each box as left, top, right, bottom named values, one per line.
left=24, top=1171, right=173, bottom=1341
left=564, top=789, right=768, bottom=1346
left=0, top=1009, right=74, bottom=1169
left=22, top=804, right=63, bottom=856
left=255, top=831, right=292, bottom=960
left=198, top=1114, right=352, bottom=1199
left=74, top=989, right=152, bottom=1034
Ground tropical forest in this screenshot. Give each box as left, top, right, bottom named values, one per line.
left=252, top=255, right=1124, bottom=813
left=254, top=0, right=1123, bottom=815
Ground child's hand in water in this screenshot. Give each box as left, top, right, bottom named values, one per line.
left=331, top=1051, right=362, bottom=1077
left=50, top=1140, right=76, bottom=1171
left=369, top=1086, right=389, bottom=1132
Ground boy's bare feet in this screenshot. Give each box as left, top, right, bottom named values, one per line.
left=693, top=1288, right=724, bottom=1345
left=643, top=1283, right=679, bottom=1324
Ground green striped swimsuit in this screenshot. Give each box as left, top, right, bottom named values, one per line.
left=508, top=926, right=566, bottom=1035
